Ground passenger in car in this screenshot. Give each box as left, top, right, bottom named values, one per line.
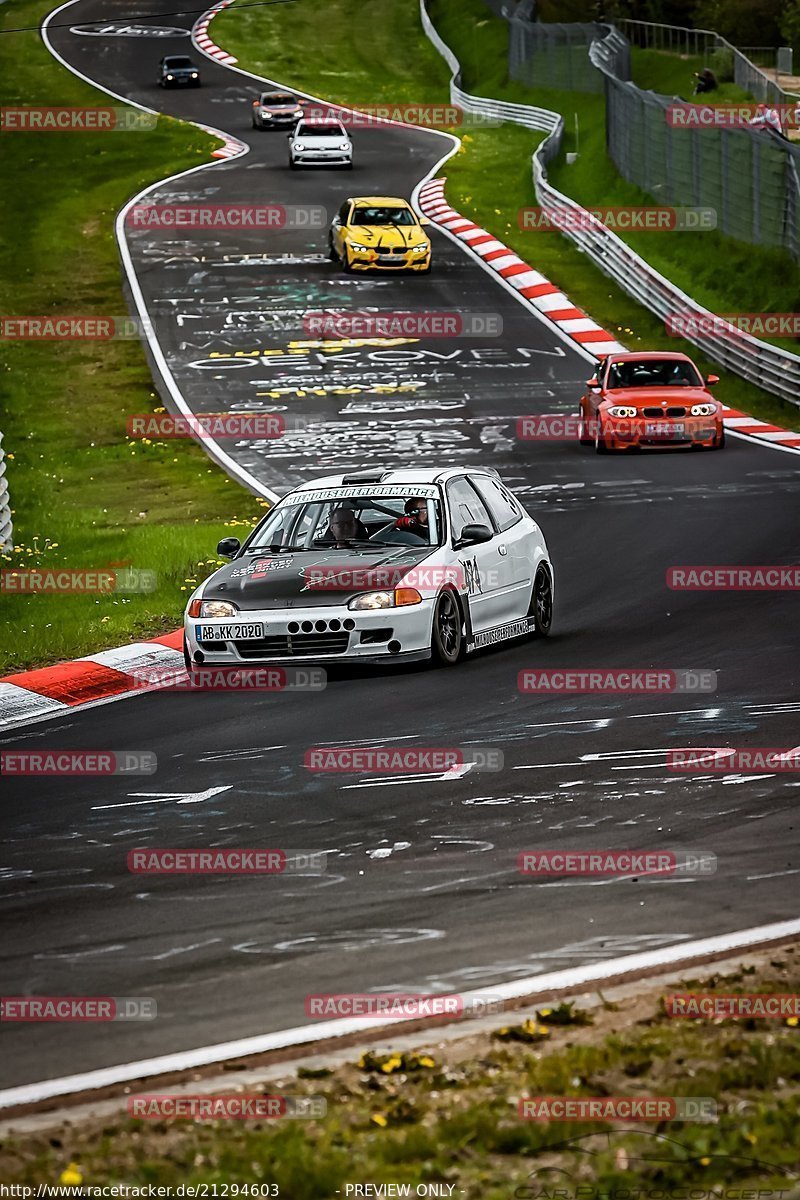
left=327, top=507, right=368, bottom=547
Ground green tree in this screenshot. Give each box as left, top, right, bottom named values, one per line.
left=780, top=0, right=800, bottom=52
left=691, top=0, right=783, bottom=45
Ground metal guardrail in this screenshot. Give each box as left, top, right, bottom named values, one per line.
left=420, top=0, right=554, bottom=131
left=508, top=20, right=609, bottom=92
left=0, top=432, right=13, bottom=551
left=418, top=0, right=800, bottom=407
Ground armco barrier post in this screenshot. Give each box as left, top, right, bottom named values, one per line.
left=0, top=432, right=12, bottom=552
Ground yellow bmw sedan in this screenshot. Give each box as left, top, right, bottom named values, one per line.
left=329, top=196, right=432, bottom=272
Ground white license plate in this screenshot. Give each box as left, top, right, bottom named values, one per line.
left=197, top=623, right=264, bottom=641
left=645, top=422, right=684, bottom=435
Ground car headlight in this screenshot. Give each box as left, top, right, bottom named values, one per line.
left=347, top=588, right=422, bottom=610
left=187, top=599, right=239, bottom=619
left=191, top=72, right=198, bottom=78
left=348, top=241, right=370, bottom=251
left=339, top=142, right=351, bottom=150
left=166, top=74, right=173, bottom=80
left=412, top=244, right=429, bottom=254
left=293, top=142, right=304, bottom=151
left=261, top=109, right=271, bottom=116
left=691, top=403, right=716, bottom=416
left=607, top=405, right=638, bottom=418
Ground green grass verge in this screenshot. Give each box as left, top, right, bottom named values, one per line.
left=4, top=948, right=799, bottom=1190
left=218, top=0, right=798, bottom=432
left=214, top=0, right=451, bottom=104
left=629, top=47, right=751, bottom=102
left=0, top=0, right=265, bottom=674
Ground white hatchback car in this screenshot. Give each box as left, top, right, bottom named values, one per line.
left=288, top=119, right=352, bottom=169
left=184, top=467, right=554, bottom=671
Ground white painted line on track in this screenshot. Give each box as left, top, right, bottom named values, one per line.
left=2, top=916, right=799, bottom=1110
left=91, top=785, right=232, bottom=810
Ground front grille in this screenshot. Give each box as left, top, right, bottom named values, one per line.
left=643, top=407, right=663, bottom=418
left=233, top=632, right=350, bottom=657
left=375, top=246, right=408, bottom=255
left=667, top=407, right=687, bottom=417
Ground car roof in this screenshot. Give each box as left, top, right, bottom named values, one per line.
left=289, top=468, right=500, bottom=492
left=297, top=117, right=344, bottom=126
left=347, top=196, right=411, bottom=207
left=603, top=351, right=694, bottom=363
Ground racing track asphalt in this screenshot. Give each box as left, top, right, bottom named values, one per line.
left=1, top=0, right=798, bottom=1090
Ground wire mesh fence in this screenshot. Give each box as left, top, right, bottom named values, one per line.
left=507, top=15, right=800, bottom=259
left=509, top=19, right=608, bottom=92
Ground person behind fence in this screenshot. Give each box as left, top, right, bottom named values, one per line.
left=749, top=102, right=787, bottom=139
left=692, top=67, right=717, bottom=95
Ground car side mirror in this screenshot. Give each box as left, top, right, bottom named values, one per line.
left=586, top=376, right=600, bottom=391
left=216, top=537, right=241, bottom=558
left=706, top=374, right=719, bottom=386
left=459, top=523, right=493, bottom=546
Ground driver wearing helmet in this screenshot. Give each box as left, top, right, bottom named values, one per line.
left=393, top=497, right=429, bottom=541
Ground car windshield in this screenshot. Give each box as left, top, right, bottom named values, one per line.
left=165, top=57, right=193, bottom=68
left=351, top=207, right=416, bottom=226
left=245, top=489, right=443, bottom=551
left=605, top=359, right=703, bottom=388
left=296, top=123, right=342, bottom=137
left=262, top=94, right=296, bottom=105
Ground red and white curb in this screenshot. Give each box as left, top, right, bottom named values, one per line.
left=208, top=130, right=247, bottom=160
left=192, top=0, right=238, bottom=66
left=418, top=178, right=800, bottom=452
left=190, top=0, right=247, bottom=158
left=0, top=632, right=184, bottom=731
left=418, top=178, right=625, bottom=357
left=719, top=406, right=800, bottom=449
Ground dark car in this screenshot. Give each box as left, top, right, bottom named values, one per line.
left=251, top=91, right=304, bottom=129
left=158, top=56, right=201, bottom=88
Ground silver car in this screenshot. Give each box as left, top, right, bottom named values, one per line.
left=288, top=119, right=352, bottom=169
left=184, top=467, right=554, bottom=671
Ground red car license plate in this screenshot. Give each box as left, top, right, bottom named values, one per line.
left=645, top=421, right=684, bottom=436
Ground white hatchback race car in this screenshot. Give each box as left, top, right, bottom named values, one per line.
left=288, top=118, right=352, bottom=169
left=184, top=468, right=554, bottom=671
